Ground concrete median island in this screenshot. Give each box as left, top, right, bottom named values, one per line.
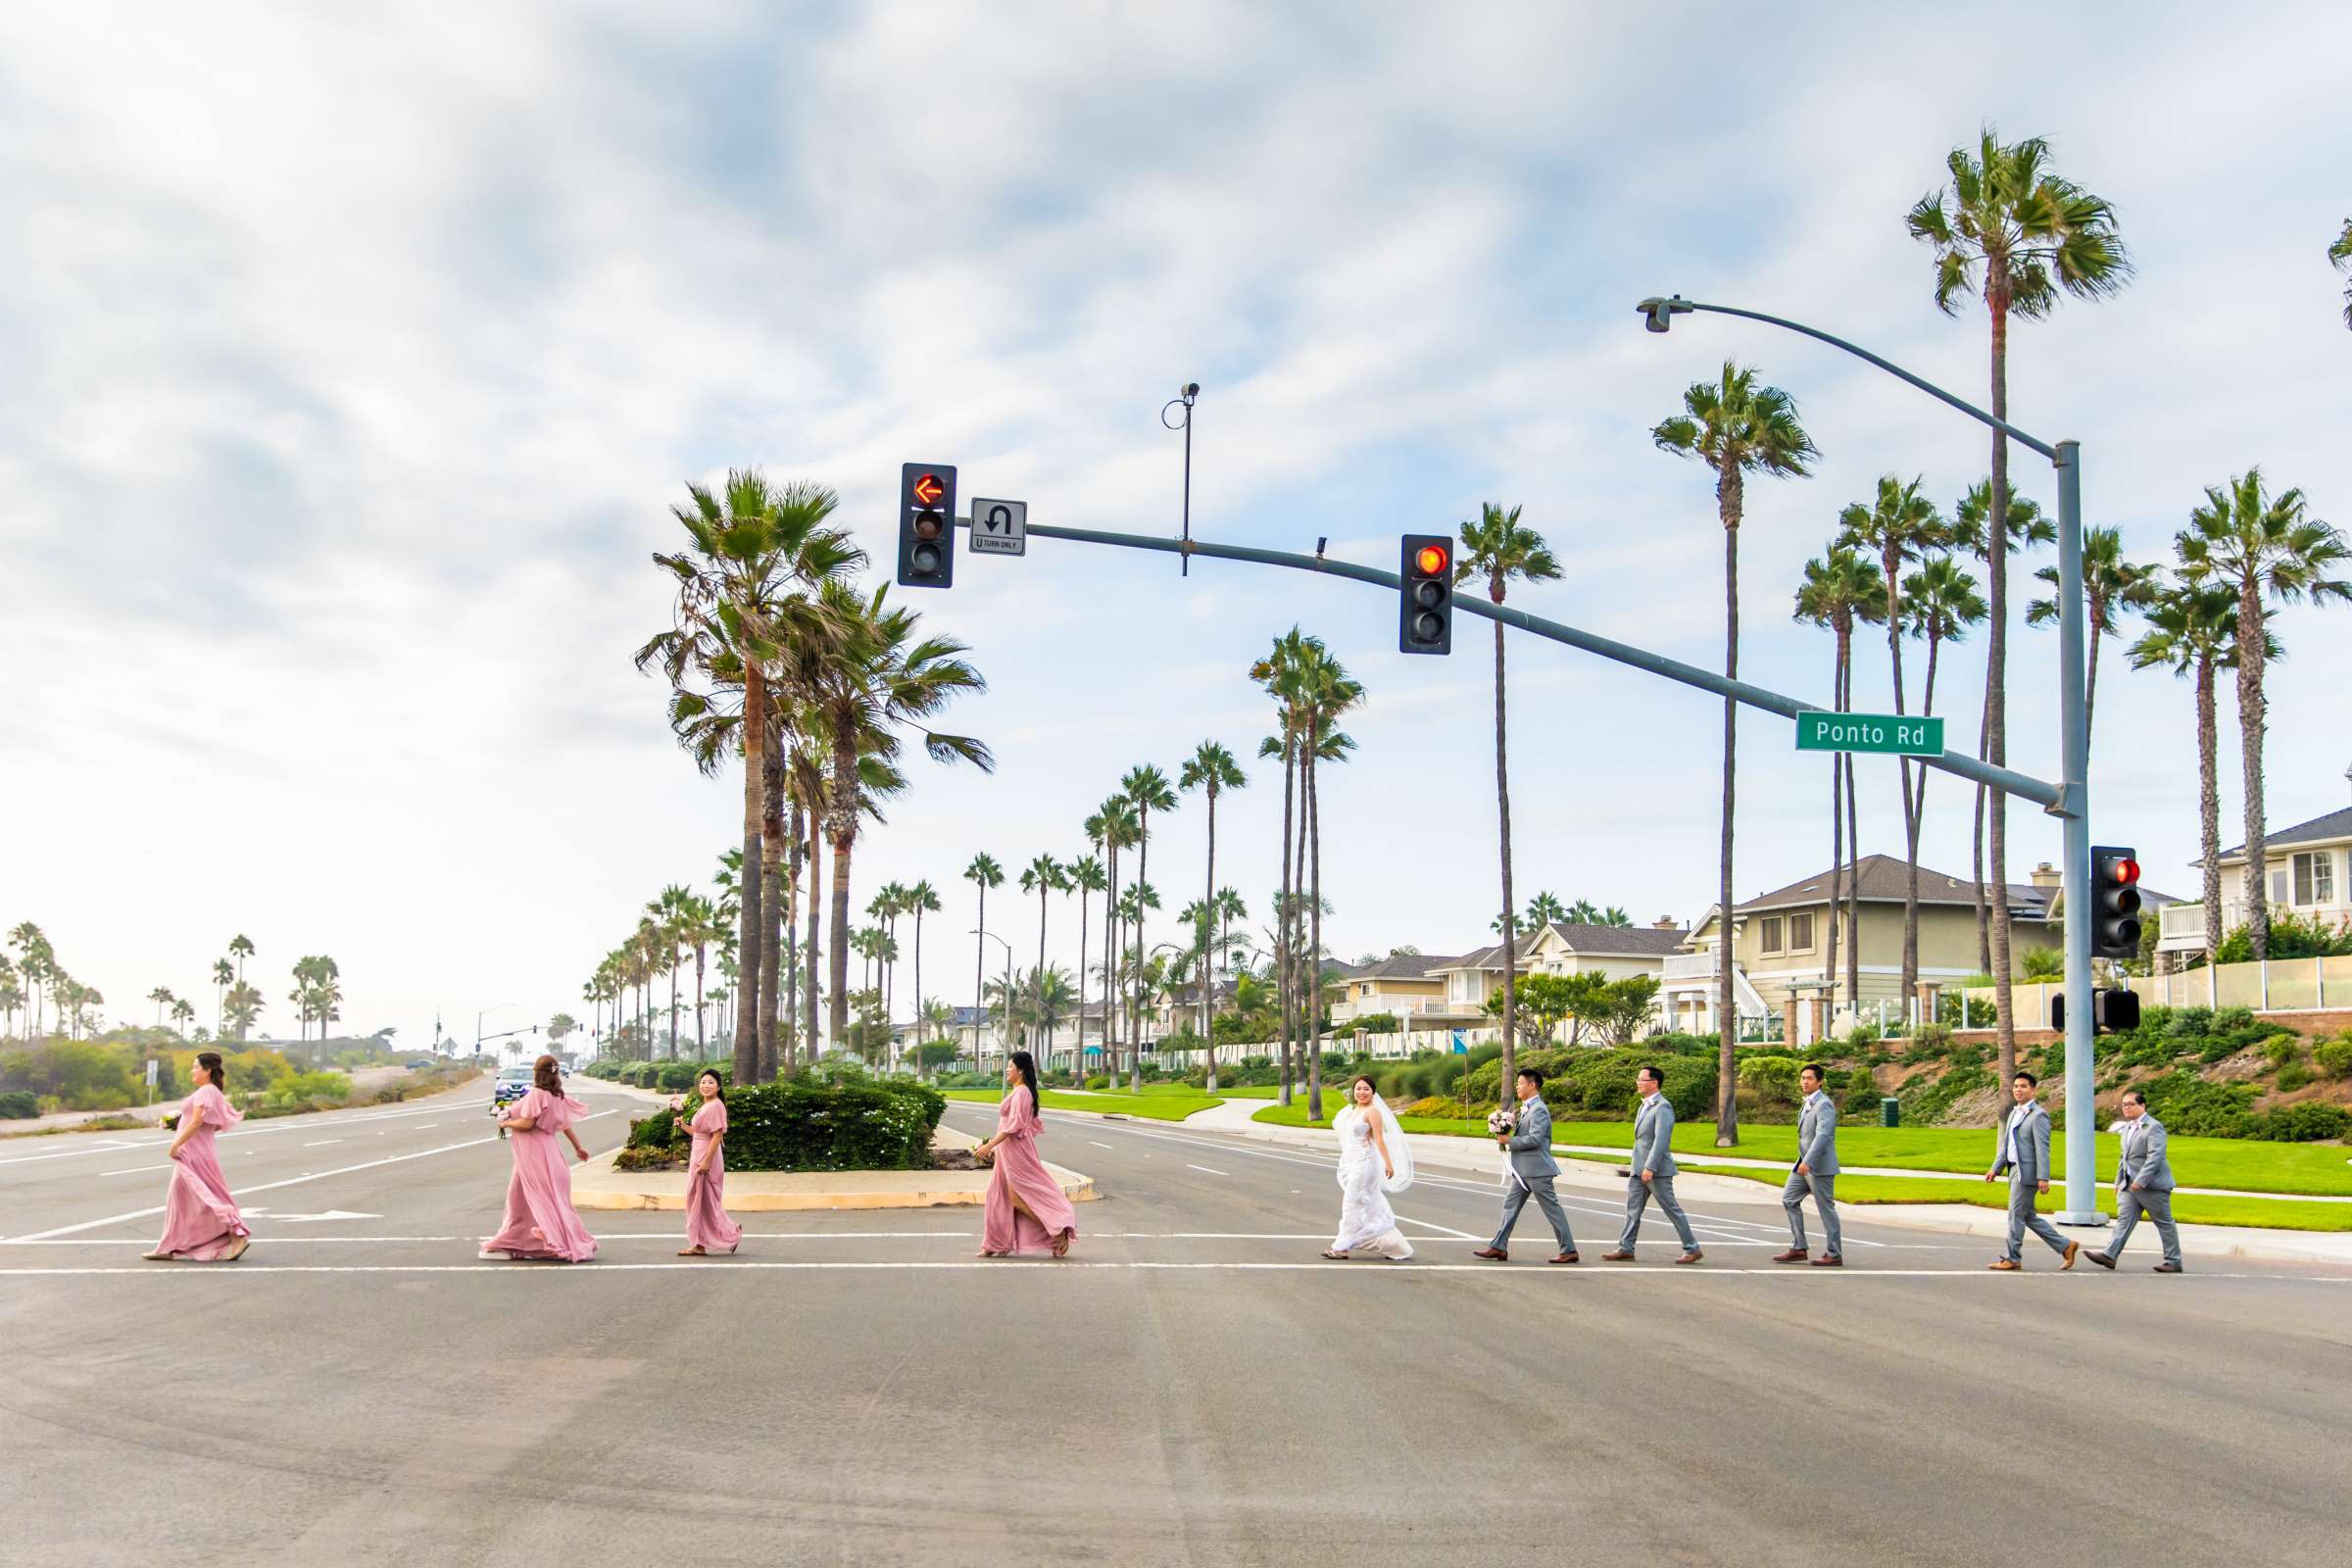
left=572, top=1122, right=1097, bottom=1212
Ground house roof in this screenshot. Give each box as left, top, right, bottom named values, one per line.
left=1342, top=952, right=1459, bottom=981
left=1734, top=856, right=2056, bottom=917
left=2220, top=803, right=2352, bottom=860
left=1434, top=921, right=1685, bottom=971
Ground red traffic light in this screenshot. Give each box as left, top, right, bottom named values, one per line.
left=2104, top=855, right=2140, bottom=886
left=1414, top=543, right=1449, bottom=576
left=910, top=472, right=946, bottom=507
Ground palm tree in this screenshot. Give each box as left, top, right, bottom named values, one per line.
left=1120, top=763, right=1177, bottom=1090
left=2130, top=578, right=2278, bottom=963
left=1654, top=365, right=1817, bottom=1142
left=964, top=853, right=1005, bottom=1067
left=1949, top=477, right=2055, bottom=972
left=1910, top=127, right=2131, bottom=1075
left=1114, top=881, right=1159, bottom=1083
left=640, top=470, right=863, bottom=1087
left=1094, top=797, right=1143, bottom=1083
left=1448, top=504, right=1562, bottom=1108
left=804, top=580, right=992, bottom=1046
left=1030, top=964, right=1077, bottom=1067
left=1250, top=628, right=1312, bottom=1103
left=2330, top=218, right=2352, bottom=330
left=1295, top=641, right=1362, bottom=1121
left=903, top=877, right=941, bottom=1066
left=1835, top=474, right=1949, bottom=1023
left=1178, top=740, right=1249, bottom=1054
left=170, top=997, right=196, bottom=1035
left=148, top=986, right=175, bottom=1030
left=228, top=933, right=254, bottom=982
left=223, top=980, right=263, bottom=1042
left=651, top=883, right=695, bottom=1058
left=2177, top=468, right=2350, bottom=958
left=11, top=924, right=55, bottom=1039
left=1903, top=555, right=1989, bottom=983
left=0, top=977, right=24, bottom=1040
left=1066, top=854, right=1105, bottom=1080
left=208, top=958, right=233, bottom=1038
left=2027, top=525, right=2161, bottom=747
left=1794, top=547, right=1887, bottom=1015
left=1524, top=892, right=1569, bottom=931
left=1019, top=856, right=1065, bottom=1033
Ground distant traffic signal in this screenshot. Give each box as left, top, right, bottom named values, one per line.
left=1398, top=533, right=1452, bottom=655
left=897, top=464, right=957, bottom=588
left=2090, top=846, right=2143, bottom=959
left=2052, top=987, right=2142, bottom=1035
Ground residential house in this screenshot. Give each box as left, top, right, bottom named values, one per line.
left=2158, top=771, right=2352, bottom=961
left=1668, top=855, right=2066, bottom=1044
left=1429, top=921, right=1690, bottom=1021
left=1327, top=952, right=1463, bottom=1028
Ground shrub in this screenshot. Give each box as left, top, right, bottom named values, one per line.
left=0, top=1089, right=38, bottom=1119
left=2138, top=1071, right=2257, bottom=1139
left=2212, top=1006, right=2256, bottom=1033
left=1353, top=1012, right=1402, bottom=1035
left=1839, top=1067, right=1881, bottom=1118
left=2275, top=1062, right=2316, bottom=1093
left=1399, top=1096, right=1467, bottom=1120
left=278, top=1070, right=352, bottom=1103
left=2315, top=1035, right=2352, bottom=1080
left=621, top=1078, right=945, bottom=1171
left=2263, top=1037, right=2303, bottom=1071
left=2244, top=1102, right=2349, bottom=1142
left=1906, top=1023, right=1954, bottom=1057
left=1736, top=1054, right=1802, bottom=1107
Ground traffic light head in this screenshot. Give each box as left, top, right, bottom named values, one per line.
left=2090, top=845, right=2143, bottom=959
left=1398, top=533, right=1452, bottom=655
left=897, top=464, right=957, bottom=588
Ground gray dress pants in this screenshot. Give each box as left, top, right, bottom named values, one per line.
left=1781, top=1169, right=1840, bottom=1257
left=1620, top=1173, right=1697, bottom=1252
left=2104, top=1187, right=2181, bottom=1266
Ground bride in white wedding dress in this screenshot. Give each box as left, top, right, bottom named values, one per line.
left=1324, top=1075, right=1416, bottom=1260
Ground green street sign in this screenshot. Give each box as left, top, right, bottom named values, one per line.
left=1794, top=710, right=1944, bottom=757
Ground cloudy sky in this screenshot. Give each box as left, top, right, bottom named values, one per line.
left=4, top=3, right=2347, bottom=1050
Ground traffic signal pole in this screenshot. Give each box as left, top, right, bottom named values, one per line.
left=2051, top=439, right=2101, bottom=1224
left=969, top=514, right=2064, bottom=810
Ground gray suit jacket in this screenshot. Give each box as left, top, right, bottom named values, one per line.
left=2116, top=1114, right=2175, bottom=1193
left=1630, top=1094, right=1678, bottom=1179
left=1796, top=1091, right=1839, bottom=1176
left=1989, top=1102, right=2053, bottom=1184
left=1505, top=1097, right=1560, bottom=1180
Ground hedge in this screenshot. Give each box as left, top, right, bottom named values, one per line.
left=0, top=1089, right=38, bottom=1119
left=619, top=1076, right=946, bottom=1172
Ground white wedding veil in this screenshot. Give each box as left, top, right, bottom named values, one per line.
left=1335, top=1092, right=1415, bottom=1194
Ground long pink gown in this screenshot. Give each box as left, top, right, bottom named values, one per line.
left=683, top=1098, right=742, bottom=1253
left=154, top=1084, right=248, bottom=1260
left=982, top=1090, right=1077, bottom=1255
left=484, top=1086, right=598, bottom=1262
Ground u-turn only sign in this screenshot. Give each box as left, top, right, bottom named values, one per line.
left=970, top=499, right=1027, bottom=556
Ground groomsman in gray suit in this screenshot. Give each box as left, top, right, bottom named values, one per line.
left=1773, top=1062, right=1843, bottom=1266
left=1600, top=1065, right=1701, bottom=1263
left=1984, top=1070, right=2081, bottom=1271
left=1472, top=1067, right=1579, bottom=1263
left=2085, top=1088, right=2183, bottom=1273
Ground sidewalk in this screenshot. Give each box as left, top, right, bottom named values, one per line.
left=1107, top=1098, right=2352, bottom=1267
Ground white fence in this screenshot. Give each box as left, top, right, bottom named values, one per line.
left=1952, top=953, right=2352, bottom=1029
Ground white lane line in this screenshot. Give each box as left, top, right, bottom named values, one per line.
left=0, top=1262, right=2323, bottom=1280
left=1396, top=1214, right=1482, bottom=1240
left=1088, top=1141, right=1113, bottom=1150
left=101, top=1166, right=168, bottom=1177
left=304, top=1140, right=343, bottom=1148
left=0, top=1231, right=1347, bottom=1247
left=0, top=1097, right=492, bottom=1166
left=3, top=1110, right=618, bottom=1244
left=1186, top=1164, right=1228, bottom=1177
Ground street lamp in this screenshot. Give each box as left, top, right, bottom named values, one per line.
left=1637, top=293, right=2102, bottom=1226
left=971, top=929, right=1013, bottom=1075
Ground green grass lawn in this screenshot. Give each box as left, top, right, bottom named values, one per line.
left=1550, top=1153, right=2352, bottom=1234
left=1206, top=1085, right=1280, bottom=1099
left=943, top=1088, right=1221, bottom=1122
left=1248, top=1102, right=2352, bottom=1198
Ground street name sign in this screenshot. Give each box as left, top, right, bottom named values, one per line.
left=970, top=498, right=1027, bottom=556
left=1794, top=710, right=1943, bottom=756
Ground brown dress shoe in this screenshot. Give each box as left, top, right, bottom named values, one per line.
left=1673, top=1250, right=1703, bottom=1265
left=1598, top=1250, right=1637, bottom=1261
left=1987, top=1258, right=2021, bottom=1271
left=2152, top=1261, right=2183, bottom=1273
left=2062, top=1241, right=2081, bottom=1270
left=1549, top=1251, right=1580, bottom=1265
left=1471, top=1247, right=1507, bottom=1261
left=1809, top=1254, right=1843, bottom=1267
left=1772, top=1248, right=1809, bottom=1263
left=2085, top=1250, right=2116, bottom=1270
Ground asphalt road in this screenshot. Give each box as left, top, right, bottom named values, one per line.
left=4, top=1084, right=2349, bottom=1567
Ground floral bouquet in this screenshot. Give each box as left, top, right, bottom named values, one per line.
left=161, top=1111, right=180, bottom=1132
left=1486, top=1104, right=1516, bottom=1138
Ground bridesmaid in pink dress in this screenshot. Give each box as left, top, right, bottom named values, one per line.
left=671, top=1069, right=742, bottom=1257
left=145, top=1051, right=250, bottom=1262
left=974, top=1051, right=1076, bottom=1258
left=480, top=1055, right=598, bottom=1262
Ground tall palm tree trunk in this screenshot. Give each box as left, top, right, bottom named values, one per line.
left=1201, top=785, right=1217, bottom=1057
left=1491, top=612, right=1519, bottom=1101
left=732, top=664, right=765, bottom=1089
left=1825, top=631, right=1847, bottom=1026
left=1714, top=482, right=1740, bottom=1145
left=1275, top=729, right=1297, bottom=1105
left=693, top=948, right=707, bottom=1057
left=1306, top=728, right=1325, bottom=1124
left=2196, top=652, right=2225, bottom=959
left=973, top=879, right=988, bottom=1072
left=1984, top=295, right=2017, bottom=1087
left=1132, top=814, right=1153, bottom=1096
left=759, top=722, right=785, bottom=1080
left=826, top=731, right=857, bottom=1046
left=1887, top=563, right=1922, bottom=1033
left=911, top=905, right=924, bottom=1070
left=1102, top=842, right=1119, bottom=1084
left=1972, top=768, right=1992, bottom=974
left=804, top=813, right=822, bottom=1068
left=783, top=800, right=803, bottom=1071
left=1076, top=884, right=1090, bottom=1086
left=2236, top=584, right=2271, bottom=958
